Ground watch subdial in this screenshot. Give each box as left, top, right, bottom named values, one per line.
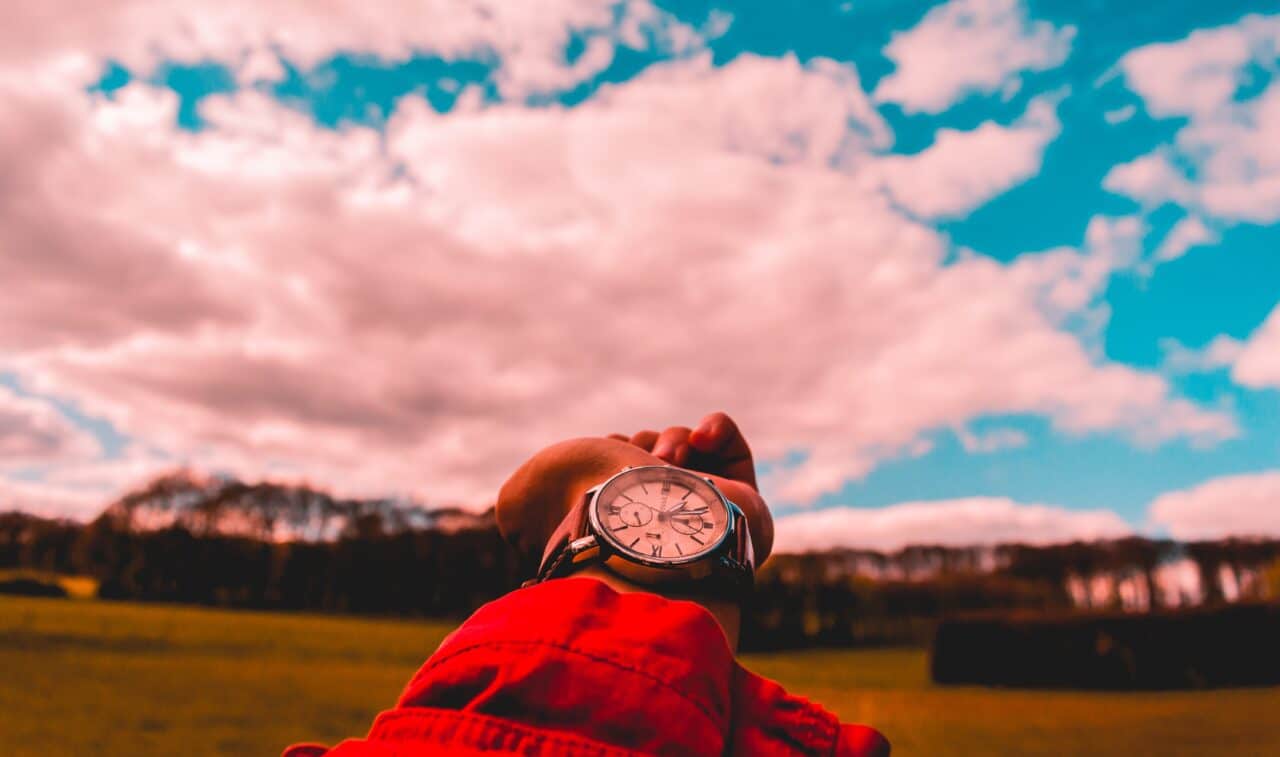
left=617, top=501, right=652, bottom=528
left=669, top=512, right=706, bottom=536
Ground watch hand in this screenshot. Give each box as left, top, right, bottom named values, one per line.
left=622, top=493, right=663, bottom=513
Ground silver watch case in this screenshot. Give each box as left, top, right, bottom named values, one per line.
left=576, top=465, right=754, bottom=585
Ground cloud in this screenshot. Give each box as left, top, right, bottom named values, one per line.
left=0, top=477, right=102, bottom=519
left=1148, top=471, right=1280, bottom=540
left=1118, top=14, right=1279, bottom=119
left=773, top=497, right=1130, bottom=553
left=1153, top=215, right=1217, bottom=262
left=1160, top=335, right=1244, bottom=375
left=873, top=0, right=1074, bottom=113
left=1102, top=149, right=1194, bottom=210
left=0, top=29, right=1231, bottom=515
left=1109, top=14, right=1280, bottom=224
left=956, top=426, right=1029, bottom=454
left=1, top=0, right=708, bottom=100
left=874, top=94, right=1060, bottom=219
left=1103, top=104, right=1137, bottom=125
left=0, top=453, right=174, bottom=520
left=1234, top=306, right=1280, bottom=389
left=0, top=387, right=98, bottom=466
left=774, top=465, right=1280, bottom=552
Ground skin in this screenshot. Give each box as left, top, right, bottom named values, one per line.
left=496, top=412, right=774, bottom=650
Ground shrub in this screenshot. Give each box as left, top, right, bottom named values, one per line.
left=0, top=577, right=68, bottom=598
left=930, top=603, right=1280, bottom=689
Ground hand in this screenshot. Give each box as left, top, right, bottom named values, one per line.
left=495, top=411, right=773, bottom=651
left=606, top=411, right=771, bottom=561
left=497, top=412, right=773, bottom=572
left=608, top=411, right=758, bottom=491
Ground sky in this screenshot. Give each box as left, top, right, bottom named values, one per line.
left=1, top=0, right=1278, bottom=552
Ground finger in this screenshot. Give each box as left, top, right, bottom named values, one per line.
left=670, top=442, right=690, bottom=467
left=651, top=426, right=692, bottom=463
left=606, top=433, right=629, bottom=442
left=689, top=411, right=740, bottom=453
left=689, top=412, right=756, bottom=488
left=629, top=430, right=660, bottom=452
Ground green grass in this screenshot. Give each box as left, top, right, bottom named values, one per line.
left=2, top=596, right=1278, bottom=755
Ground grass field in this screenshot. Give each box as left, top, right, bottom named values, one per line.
left=3, top=596, right=1279, bottom=755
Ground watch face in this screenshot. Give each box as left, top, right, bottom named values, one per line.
left=590, top=466, right=730, bottom=566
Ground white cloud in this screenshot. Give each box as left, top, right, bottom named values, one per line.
left=1109, top=14, right=1280, bottom=224
left=1148, top=471, right=1280, bottom=540
left=773, top=497, right=1130, bottom=553
left=874, top=94, right=1060, bottom=219
left=874, top=0, right=1075, bottom=113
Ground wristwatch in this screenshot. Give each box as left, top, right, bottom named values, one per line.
left=524, top=465, right=755, bottom=598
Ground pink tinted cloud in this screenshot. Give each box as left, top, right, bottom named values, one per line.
left=955, top=426, right=1029, bottom=454
left=1153, top=215, right=1216, bottom=262
left=1161, top=335, right=1243, bottom=375
left=0, top=388, right=98, bottom=465
left=0, top=47, right=1232, bottom=514
left=874, top=95, right=1060, bottom=220
left=0, top=0, right=705, bottom=99
left=1118, top=15, right=1277, bottom=119
left=1234, top=307, right=1280, bottom=390
left=1148, top=471, right=1280, bottom=540
left=773, top=497, right=1130, bottom=553
left=873, top=0, right=1075, bottom=114
left=0, top=450, right=176, bottom=520
left=1110, top=14, right=1280, bottom=224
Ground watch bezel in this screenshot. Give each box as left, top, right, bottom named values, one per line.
left=587, top=465, right=734, bottom=569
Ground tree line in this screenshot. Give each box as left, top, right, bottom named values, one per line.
left=3, top=471, right=1278, bottom=650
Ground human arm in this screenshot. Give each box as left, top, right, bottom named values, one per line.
left=495, top=412, right=774, bottom=649
left=285, top=412, right=889, bottom=756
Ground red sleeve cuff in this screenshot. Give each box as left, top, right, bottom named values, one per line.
left=287, top=577, right=888, bottom=756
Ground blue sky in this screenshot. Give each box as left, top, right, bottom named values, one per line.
left=3, top=0, right=1278, bottom=549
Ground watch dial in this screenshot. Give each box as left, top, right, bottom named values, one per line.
left=593, top=467, right=730, bottom=563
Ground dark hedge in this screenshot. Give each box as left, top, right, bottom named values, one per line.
left=0, top=577, right=68, bottom=598
left=931, top=603, right=1280, bottom=689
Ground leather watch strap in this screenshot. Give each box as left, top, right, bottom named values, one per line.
left=525, top=491, right=593, bottom=587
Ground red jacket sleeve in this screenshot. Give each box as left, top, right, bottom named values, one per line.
left=286, top=577, right=888, bottom=756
